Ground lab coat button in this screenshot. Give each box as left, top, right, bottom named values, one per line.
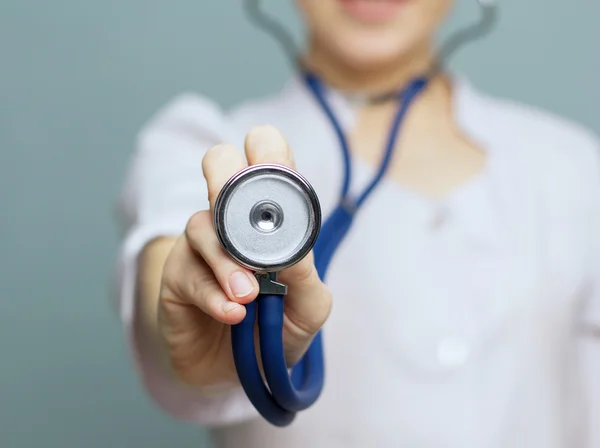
left=430, top=206, right=450, bottom=231
left=437, top=337, right=470, bottom=369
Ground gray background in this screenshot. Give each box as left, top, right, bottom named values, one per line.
left=0, top=1, right=598, bottom=447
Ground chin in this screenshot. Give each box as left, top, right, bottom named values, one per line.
left=326, top=28, right=431, bottom=72
left=297, top=0, right=451, bottom=73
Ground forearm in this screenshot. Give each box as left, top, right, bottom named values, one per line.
left=580, top=336, right=600, bottom=448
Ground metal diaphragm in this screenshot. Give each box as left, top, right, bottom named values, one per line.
left=214, top=164, right=321, bottom=272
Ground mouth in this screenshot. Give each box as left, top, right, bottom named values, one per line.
left=338, top=0, right=408, bottom=23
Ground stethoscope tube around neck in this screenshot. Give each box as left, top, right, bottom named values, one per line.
left=243, top=0, right=498, bottom=105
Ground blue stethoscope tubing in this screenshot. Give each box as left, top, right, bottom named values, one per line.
left=230, top=72, right=430, bottom=427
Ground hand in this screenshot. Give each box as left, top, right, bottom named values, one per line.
left=157, top=126, right=333, bottom=389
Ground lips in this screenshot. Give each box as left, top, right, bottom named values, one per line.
left=338, top=0, right=407, bottom=23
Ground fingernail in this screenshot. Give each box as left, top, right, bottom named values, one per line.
left=229, top=272, right=254, bottom=298
left=223, top=301, right=241, bottom=314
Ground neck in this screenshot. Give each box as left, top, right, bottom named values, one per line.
left=301, top=38, right=437, bottom=97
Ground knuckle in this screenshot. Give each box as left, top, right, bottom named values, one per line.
left=284, top=302, right=326, bottom=340
left=287, top=258, right=317, bottom=285
left=205, top=290, right=226, bottom=315
left=311, top=287, right=333, bottom=330
left=185, top=211, right=211, bottom=242
left=201, top=146, right=218, bottom=174
left=320, top=288, right=334, bottom=323
left=283, top=314, right=314, bottom=342
left=202, top=143, right=238, bottom=172
left=160, top=238, right=186, bottom=286
left=189, top=275, right=224, bottom=314
left=188, top=271, right=212, bottom=302
left=161, top=257, right=179, bottom=286
left=283, top=286, right=332, bottom=340
left=207, top=188, right=220, bottom=207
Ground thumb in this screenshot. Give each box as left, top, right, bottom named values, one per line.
left=277, top=252, right=332, bottom=355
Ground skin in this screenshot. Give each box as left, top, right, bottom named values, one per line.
left=135, top=0, right=486, bottom=392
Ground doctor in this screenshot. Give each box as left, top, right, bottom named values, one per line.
left=116, top=0, right=600, bottom=447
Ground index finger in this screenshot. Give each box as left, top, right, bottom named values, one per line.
left=202, top=144, right=247, bottom=212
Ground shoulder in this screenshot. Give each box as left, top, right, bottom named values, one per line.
left=474, top=85, right=599, bottom=163
left=483, top=92, right=598, bottom=155
left=227, top=80, right=300, bottom=131
left=137, top=93, right=232, bottom=147
left=469, top=83, right=600, bottom=195
left=138, top=81, right=294, bottom=149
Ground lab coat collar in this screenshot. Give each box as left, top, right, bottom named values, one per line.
left=280, top=71, right=519, bottom=252
left=281, top=71, right=487, bottom=135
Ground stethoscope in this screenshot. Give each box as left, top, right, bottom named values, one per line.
left=213, top=0, right=499, bottom=427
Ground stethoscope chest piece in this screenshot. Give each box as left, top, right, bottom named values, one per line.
left=214, top=163, right=322, bottom=272
left=213, top=163, right=324, bottom=427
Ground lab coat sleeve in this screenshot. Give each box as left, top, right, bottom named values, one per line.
left=114, top=94, right=258, bottom=426
left=578, top=134, right=600, bottom=448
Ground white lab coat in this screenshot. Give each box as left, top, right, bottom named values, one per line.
left=115, top=74, right=600, bottom=448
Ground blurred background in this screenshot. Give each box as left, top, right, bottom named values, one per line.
left=0, top=1, right=598, bottom=447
